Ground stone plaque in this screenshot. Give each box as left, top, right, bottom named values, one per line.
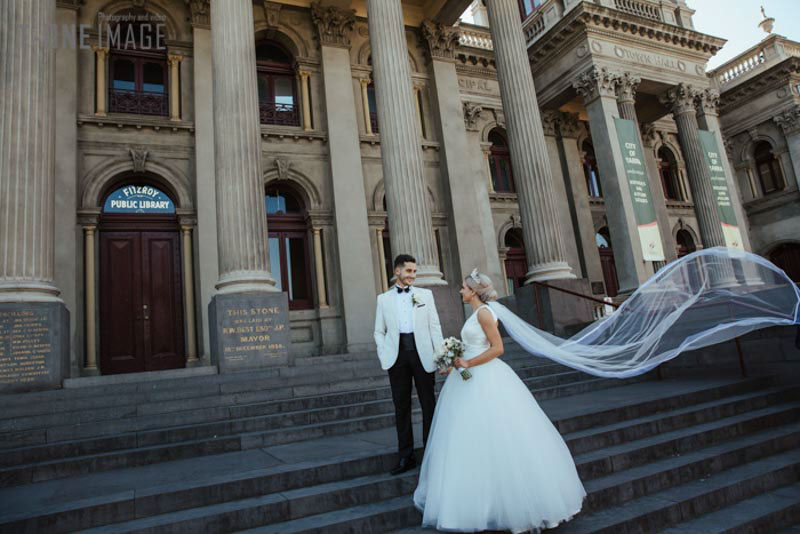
left=0, top=302, right=70, bottom=393
left=209, top=292, right=290, bottom=373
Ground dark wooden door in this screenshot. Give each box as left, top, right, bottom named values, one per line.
left=599, top=247, right=619, bottom=298
left=770, top=244, right=800, bottom=283
left=100, top=230, right=184, bottom=374
left=504, top=249, right=528, bottom=295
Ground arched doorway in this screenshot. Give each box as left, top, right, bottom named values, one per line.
left=266, top=184, right=314, bottom=310
left=99, top=181, right=185, bottom=375
left=596, top=227, right=619, bottom=297
left=676, top=229, right=697, bottom=258
left=754, top=141, right=785, bottom=196
left=504, top=228, right=527, bottom=294
left=768, top=243, right=800, bottom=283
left=488, top=129, right=515, bottom=193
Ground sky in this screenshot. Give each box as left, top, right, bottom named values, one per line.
left=689, top=0, right=800, bottom=69
left=459, top=0, right=800, bottom=70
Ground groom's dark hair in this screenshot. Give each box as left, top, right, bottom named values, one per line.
left=394, top=254, right=416, bottom=269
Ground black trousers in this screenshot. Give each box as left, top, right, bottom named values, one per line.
left=388, top=334, right=436, bottom=460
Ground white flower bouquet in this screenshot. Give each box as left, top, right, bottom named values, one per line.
left=434, top=337, right=472, bottom=381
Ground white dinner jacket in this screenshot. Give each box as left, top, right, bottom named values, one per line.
left=373, top=287, right=444, bottom=373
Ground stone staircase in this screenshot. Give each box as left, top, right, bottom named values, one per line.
left=0, top=342, right=798, bottom=533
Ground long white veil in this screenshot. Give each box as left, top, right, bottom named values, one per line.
left=488, top=247, right=800, bottom=378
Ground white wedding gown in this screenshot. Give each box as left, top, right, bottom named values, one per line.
left=413, top=304, right=586, bottom=533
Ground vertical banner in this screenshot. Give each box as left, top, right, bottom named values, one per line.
left=698, top=130, right=744, bottom=249
left=613, top=117, right=666, bottom=261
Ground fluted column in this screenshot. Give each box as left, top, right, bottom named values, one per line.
left=376, top=227, right=389, bottom=292
left=0, top=0, right=61, bottom=301
left=615, top=72, right=640, bottom=122
left=168, top=54, right=183, bottom=121
left=92, top=45, right=109, bottom=116
left=360, top=78, right=373, bottom=135
left=484, top=0, right=575, bottom=282
left=366, top=0, right=444, bottom=285
left=661, top=84, right=726, bottom=248
left=312, top=227, right=328, bottom=308
left=774, top=106, right=800, bottom=190
left=299, top=69, right=312, bottom=131
left=211, top=0, right=277, bottom=293
left=83, top=225, right=97, bottom=372
left=181, top=225, right=198, bottom=363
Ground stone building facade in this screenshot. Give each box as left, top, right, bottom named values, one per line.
left=3, top=0, right=785, bottom=381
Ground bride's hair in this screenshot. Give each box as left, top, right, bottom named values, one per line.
left=465, top=269, right=498, bottom=303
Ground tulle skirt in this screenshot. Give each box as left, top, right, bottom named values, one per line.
left=413, top=355, right=586, bottom=533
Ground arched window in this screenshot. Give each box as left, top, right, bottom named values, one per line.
left=108, top=9, right=168, bottom=116
left=754, top=141, right=784, bottom=195
left=518, top=0, right=543, bottom=18
left=489, top=129, right=515, bottom=193
left=768, top=243, right=800, bottom=283
left=676, top=229, right=696, bottom=258
left=504, top=228, right=527, bottom=295
left=582, top=140, right=602, bottom=198
left=596, top=227, right=618, bottom=297
left=256, top=41, right=299, bottom=126
left=658, top=147, right=684, bottom=201
left=367, top=82, right=379, bottom=134
left=266, top=185, right=313, bottom=309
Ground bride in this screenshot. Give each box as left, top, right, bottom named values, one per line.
left=412, top=270, right=586, bottom=533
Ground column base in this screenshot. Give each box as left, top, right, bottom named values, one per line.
left=413, top=264, right=448, bottom=287
left=523, top=261, right=577, bottom=283
left=0, top=281, right=63, bottom=303
left=82, top=366, right=101, bottom=377
left=215, top=271, right=279, bottom=294
left=0, top=301, right=70, bottom=393
left=209, top=292, right=291, bottom=373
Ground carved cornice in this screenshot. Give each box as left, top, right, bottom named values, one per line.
left=773, top=106, right=800, bottom=135
left=311, top=3, right=355, bottom=49
left=420, top=20, right=460, bottom=62
left=573, top=66, right=618, bottom=103
left=184, top=0, right=210, bottom=28
left=718, top=57, right=800, bottom=114
left=615, top=72, right=641, bottom=104
left=463, top=102, right=484, bottom=131
left=558, top=111, right=581, bottom=139
left=660, top=83, right=700, bottom=116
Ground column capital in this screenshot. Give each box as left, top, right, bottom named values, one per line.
left=419, top=20, right=461, bottom=62
left=359, top=76, right=372, bottom=87
left=615, top=72, right=641, bottom=105
left=557, top=111, right=581, bottom=139
left=184, top=0, right=210, bottom=28
left=311, top=3, right=356, bottom=49
left=168, top=53, right=184, bottom=66
left=773, top=105, right=800, bottom=135
left=91, top=44, right=109, bottom=58
left=463, top=101, right=484, bottom=131
left=540, top=110, right=559, bottom=137
left=660, top=83, right=701, bottom=116
left=297, top=68, right=312, bottom=79
left=573, top=66, right=619, bottom=104
left=83, top=224, right=97, bottom=233
left=695, top=88, right=720, bottom=117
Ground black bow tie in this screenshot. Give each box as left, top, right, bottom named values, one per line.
left=396, top=286, right=411, bottom=294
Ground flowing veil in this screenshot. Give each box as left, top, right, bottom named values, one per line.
left=488, top=247, right=800, bottom=378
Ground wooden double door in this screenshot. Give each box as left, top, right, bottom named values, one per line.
left=99, top=216, right=185, bottom=375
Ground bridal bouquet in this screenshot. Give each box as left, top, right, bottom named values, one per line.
left=434, top=337, right=472, bottom=381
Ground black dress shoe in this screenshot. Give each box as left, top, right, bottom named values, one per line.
left=389, top=456, right=417, bottom=475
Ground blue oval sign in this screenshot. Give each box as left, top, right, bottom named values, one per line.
left=103, top=185, right=175, bottom=214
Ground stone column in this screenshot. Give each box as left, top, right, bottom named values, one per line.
left=573, top=66, right=648, bottom=294
left=168, top=53, right=183, bottom=121
left=311, top=227, right=328, bottom=308
left=188, top=0, right=218, bottom=360
left=376, top=226, right=389, bottom=292
left=211, top=0, right=277, bottom=293
left=413, top=82, right=425, bottom=138
left=484, top=0, right=575, bottom=282
left=299, top=69, right=313, bottom=131
left=640, top=124, right=678, bottom=264
left=0, top=0, right=61, bottom=301
left=420, top=20, right=503, bottom=286
left=92, top=45, right=109, bottom=116
left=313, top=3, right=379, bottom=350
left=359, top=78, right=373, bottom=135
left=661, top=84, right=726, bottom=249
left=181, top=225, right=198, bottom=363
left=696, top=89, right=752, bottom=250
left=366, top=0, right=444, bottom=285
left=616, top=74, right=673, bottom=267
left=481, top=141, right=495, bottom=193
left=554, top=112, right=605, bottom=284
left=773, top=106, right=800, bottom=191
left=83, top=225, right=98, bottom=372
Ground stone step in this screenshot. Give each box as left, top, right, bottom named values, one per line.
left=3, top=384, right=794, bottom=531
left=556, top=449, right=800, bottom=533
left=659, top=482, right=800, bottom=533
left=0, top=374, right=645, bottom=486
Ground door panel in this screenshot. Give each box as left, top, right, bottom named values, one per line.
left=100, top=232, right=144, bottom=374
left=599, top=248, right=619, bottom=298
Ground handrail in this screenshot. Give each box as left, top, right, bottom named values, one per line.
left=531, top=280, right=620, bottom=308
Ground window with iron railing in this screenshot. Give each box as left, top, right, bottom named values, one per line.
left=256, top=42, right=300, bottom=127
left=518, top=0, right=544, bottom=19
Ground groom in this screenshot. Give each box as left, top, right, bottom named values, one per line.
left=374, top=254, right=444, bottom=475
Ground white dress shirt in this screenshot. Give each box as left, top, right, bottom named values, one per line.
left=395, top=286, right=415, bottom=334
